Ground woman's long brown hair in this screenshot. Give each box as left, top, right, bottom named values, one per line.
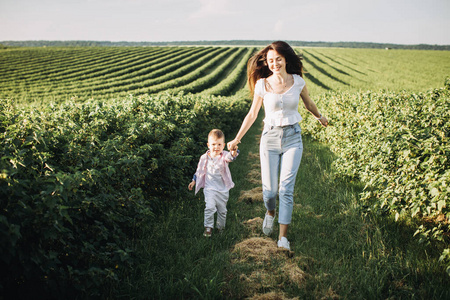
left=247, top=41, right=303, bottom=96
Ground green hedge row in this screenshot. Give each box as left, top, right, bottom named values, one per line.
left=302, top=81, right=449, bottom=274
left=0, top=92, right=249, bottom=298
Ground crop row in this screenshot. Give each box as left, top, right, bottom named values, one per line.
left=166, top=47, right=249, bottom=95
left=202, top=47, right=255, bottom=96
left=2, top=46, right=450, bottom=103
left=0, top=91, right=250, bottom=298
left=13, top=47, right=210, bottom=94
left=301, top=81, right=450, bottom=273
left=78, top=47, right=239, bottom=98
left=0, top=46, right=253, bottom=103
left=50, top=47, right=204, bottom=88
left=0, top=47, right=96, bottom=73
left=0, top=47, right=158, bottom=82
left=3, top=46, right=449, bottom=104
left=23, top=47, right=171, bottom=84
left=0, top=47, right=183, bottom=87
left=51, top=47, right=219, bottom=93
left=299, top=47, right=450, bottom=95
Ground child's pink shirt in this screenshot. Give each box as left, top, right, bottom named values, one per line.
left=193, top=150, right=238, bottom=195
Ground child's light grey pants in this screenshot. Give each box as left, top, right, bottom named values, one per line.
left=203, top=189, right=228, bottom=229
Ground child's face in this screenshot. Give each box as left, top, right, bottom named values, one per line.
left=207, top=136, right=225, bottom=157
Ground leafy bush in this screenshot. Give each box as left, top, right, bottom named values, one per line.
left=302, top=82, right=449, bottom=274
left=0, top=92, right=249, bottom=298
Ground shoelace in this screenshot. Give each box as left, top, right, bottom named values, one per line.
left=265, top=214, right=274, bottom=227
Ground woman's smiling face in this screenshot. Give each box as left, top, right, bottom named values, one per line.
left=266, top=50, right=286, bottom=74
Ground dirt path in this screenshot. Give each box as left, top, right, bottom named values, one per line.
left=226, top=124, right=308, bottom=300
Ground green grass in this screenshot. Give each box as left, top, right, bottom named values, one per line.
left=298, top=47, right=450, bottom=96
left=290, top=139, right=449, bottom=299
left=116, top=114, right=263, bottom=299
left=116, top=111, right=449, bottom=299
left=2, top=45, right=448, bottom=298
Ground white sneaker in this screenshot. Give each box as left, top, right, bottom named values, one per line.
left=262, top=213, right=274, bottom=235
left=277, top=237, right=290, bottom=250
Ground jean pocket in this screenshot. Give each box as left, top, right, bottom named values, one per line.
left=262, top=125, right=272, bottom=136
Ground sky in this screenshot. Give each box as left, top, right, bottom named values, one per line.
left=0, top=0, right=449, bottom=45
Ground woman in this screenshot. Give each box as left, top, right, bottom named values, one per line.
left=227, top=41, right=328, bottom=250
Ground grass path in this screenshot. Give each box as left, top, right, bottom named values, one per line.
left=119, top=112, right=449, bottom=299
left=225, top=112, right=449, bottom=299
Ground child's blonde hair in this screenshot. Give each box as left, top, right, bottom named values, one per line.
left=208, top=129, right=225, bottom=141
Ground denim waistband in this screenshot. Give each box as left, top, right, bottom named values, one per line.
left=265, top=123, right=298, bottom=130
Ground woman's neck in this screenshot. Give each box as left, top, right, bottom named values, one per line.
left=271, top=71, right=289, bottom=84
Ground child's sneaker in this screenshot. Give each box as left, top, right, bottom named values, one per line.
left=262, top=212, right=274, bottom=235
left=277, top=237, right=290, bottom=250
left=203, top=227, right=212, bottom=237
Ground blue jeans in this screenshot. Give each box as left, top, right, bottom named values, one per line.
left=259, top=123, right=303, bottom=225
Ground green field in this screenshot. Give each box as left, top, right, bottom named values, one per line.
left=0, top=46, right=253, bottom=104
left=301, top=47, right=450, bottom=95
left=1, top=46, right=449, bottom=103
left=0, top=46, right=449, bottom=299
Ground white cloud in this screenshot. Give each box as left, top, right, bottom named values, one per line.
left=273, top=20, right=283, bottom=34
left=189, top=0, right=239, bottom=20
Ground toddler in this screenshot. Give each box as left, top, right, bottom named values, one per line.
left=188, top=129, right=239, bottom=237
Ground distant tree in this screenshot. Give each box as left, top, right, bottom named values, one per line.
left=0, top=40, right=449, bottom=50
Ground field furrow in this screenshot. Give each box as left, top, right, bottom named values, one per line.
left=14, top=47, right=196, bottom=94
left=166, top=47, right=247, bottom=95
left=0, top=47, right=175, bottom=87
left=0, top=48, right=150, bottom=82
left=302, top=49, right=350, bottom=87
left=0, top=47, right=96, bottom=73
left=48, top=47, right=215, bottom=92
left=34, top=47, right=225, bottom=99
left=202, top=47, right=255, bottom=96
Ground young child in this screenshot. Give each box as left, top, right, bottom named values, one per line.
left=188, top=129, right=239, bottom=237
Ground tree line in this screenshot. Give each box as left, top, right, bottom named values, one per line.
left=1, top=40, right=449, bottom=50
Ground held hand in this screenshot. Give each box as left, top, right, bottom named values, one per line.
left=231, top=145, right=238, bottom=157
left=188, top=181, right=195, bottom=191
left=227, top=139, right=240, bottom=152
